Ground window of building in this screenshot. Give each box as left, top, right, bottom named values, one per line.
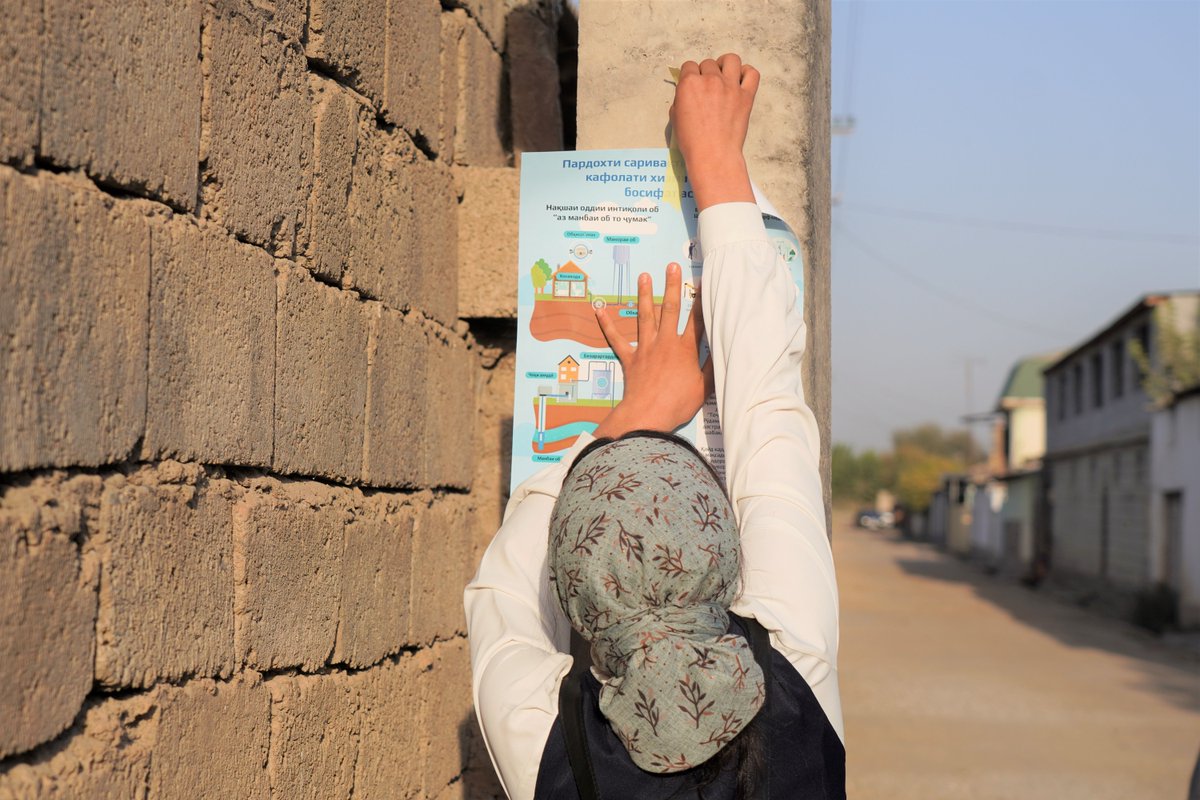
left=1073, top=363, right=1084, bottom=414
left=1091, top=352, right=1104, bottom=408
left=1111, top=338, right=1125, bottom=398
left=1135, top=323, right=1151, bottom=368
left=1057, top=372, right=1068, bottom=421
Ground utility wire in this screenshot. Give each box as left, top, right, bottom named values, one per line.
left=841, top=202, right=1200, bottom=246
left=834, top=221, right=1078, bottom=340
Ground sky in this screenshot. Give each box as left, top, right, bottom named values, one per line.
left=829, top=0, right=1200, bottom=452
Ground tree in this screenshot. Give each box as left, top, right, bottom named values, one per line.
left=892, top=423, right=982, bottom=465
left=891, top=444, right=961, bottom=512
left=530, top=259, right=553, bottom=295
left=1129, top=300, right=1200, bottom=409
left=831, top=444, right=891, bottom=505
left=833, top=423, right=978, bottom=512
left=831, top=443, right=859, bottom=504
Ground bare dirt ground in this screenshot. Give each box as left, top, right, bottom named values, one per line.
left=835, top=518, right=1200, bottom=799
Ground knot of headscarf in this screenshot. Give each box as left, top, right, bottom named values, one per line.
left=548, top=435, right=766, bottom=774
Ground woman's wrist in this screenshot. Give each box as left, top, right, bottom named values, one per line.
left=594, top=402, right=674, bottom=440
left=686, top=151, right=754, bottom=211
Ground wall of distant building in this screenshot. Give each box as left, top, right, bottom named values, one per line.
left=1048, top=445, right=1150, bottom=588
left=1150, top=393, right=1200, bottom=625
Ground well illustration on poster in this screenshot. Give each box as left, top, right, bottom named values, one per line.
left=511, top=148, right=803, bottom=490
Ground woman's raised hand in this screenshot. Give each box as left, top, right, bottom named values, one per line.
left=592, top=263, right=712, bottom=438
left=669, top=53, right=759, bottom=211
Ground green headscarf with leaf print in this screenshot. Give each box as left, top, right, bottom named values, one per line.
left=548, top=435, right=766, bottom=774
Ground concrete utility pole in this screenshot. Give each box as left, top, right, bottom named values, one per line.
left=575, top=0, right=834, bottom=533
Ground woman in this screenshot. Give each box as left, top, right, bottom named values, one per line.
left=465, top=54, right=845, bottom=799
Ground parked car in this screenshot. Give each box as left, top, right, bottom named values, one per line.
left=855, top=509, right=893, bottom=530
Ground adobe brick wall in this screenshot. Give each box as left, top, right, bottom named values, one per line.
left=0, top=0, right=564, bottom=796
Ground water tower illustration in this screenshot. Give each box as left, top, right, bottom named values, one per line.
left=612, top=243, right=632, bottom=304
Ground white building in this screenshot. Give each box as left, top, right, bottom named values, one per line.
left=971, top=354, right=1054, bottom=574
left=1044, top=292, right=1200, bottom=592
left=1149, top=386, right=1200, bottom=626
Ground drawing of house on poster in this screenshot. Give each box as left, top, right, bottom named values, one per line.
left=510, top=148, right=804, bottom=491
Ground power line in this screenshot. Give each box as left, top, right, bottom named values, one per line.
left=834, top=221, right=1078, bottom=340
left=840, top=202, right=1200, bottom=246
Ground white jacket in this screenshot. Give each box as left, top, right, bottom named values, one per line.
left=465, top=202, right=843, bottom=800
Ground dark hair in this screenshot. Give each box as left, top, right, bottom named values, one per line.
left=690, top=713, right=765, bottom=800
left=568, top=430, right=765, bottom=798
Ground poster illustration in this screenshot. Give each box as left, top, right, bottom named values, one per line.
left=510, top=148, right=803, bottom=491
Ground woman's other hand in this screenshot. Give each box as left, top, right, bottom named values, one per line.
left=592, top=263, right=712, bottom=438
left=669, top=53, right=759, bottom=211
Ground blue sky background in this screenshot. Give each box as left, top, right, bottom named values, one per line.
left=830, top=0, right=1200, bottom=451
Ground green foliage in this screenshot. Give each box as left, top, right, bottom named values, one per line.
left=834, top=423, right=979, bottom=513
left=530, top=259, right=553, bottom=293
left=892, top=423, right=982, bottom=464
left=831, top=444, right=892, bottom=505
left=891, top=444, right=962, bottom=512
left=1129, top=300, right=1200, bottom=409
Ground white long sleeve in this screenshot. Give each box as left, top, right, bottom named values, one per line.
left=464, top=434, right=594, bottom=800
left=698, top=202, right=843, bottom=742
left=465, top=202, right=842, bottom=800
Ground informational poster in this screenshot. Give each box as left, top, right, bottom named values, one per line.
left=510, top=148, right=803, bottom=491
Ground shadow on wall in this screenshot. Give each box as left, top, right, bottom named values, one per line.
left=891, top=546, right=1200, bottom=714
left=460, top=713, right=507, bottom=800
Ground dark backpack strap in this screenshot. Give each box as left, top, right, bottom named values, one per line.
left=560, top=630, right=602, bottom=800
left=737, top=614, right=773, bottom=800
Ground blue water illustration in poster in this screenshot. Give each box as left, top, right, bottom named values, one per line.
left=510, top=148, right=803, bottom=492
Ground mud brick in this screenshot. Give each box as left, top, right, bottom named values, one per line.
left=233, top=486, right=345, bottom=670
left=453, top=16, right=508, bottom=167
left=204, top=0, right=312, bottom=256
left=95, top=474, right=237, bottom=687
left=456, top=167, right=519, bottom=318
left=274, top=264, right=369, bottom=482
left=0, top=693, right=157, bottom=799
left=353, top=652, right=427, bottom=799
left=0, top=0, right=41, bottom=165
left=364, top=307, right=428, bottom=487
left=0, top=475, right=100, bottom=759
left=424, top=334, right=477, bottom=488
left=412, top=157, right=461, bottom=325
left=144, top=217, right=275, bottom=465
left=267, top=674, right=360, bottom=800
left=150, top=674, right=271, bottom=799
left=334, top=503, right=414, bottom=665
left=0, top=170, right=148, bottom=471
left=410, top=495, right=473, bottom=644
left=40, top=0, right=202, bottom=209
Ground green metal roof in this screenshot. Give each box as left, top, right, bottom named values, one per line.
left=996, top=354, right=1058, bottom=406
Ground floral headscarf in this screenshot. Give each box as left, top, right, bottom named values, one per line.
left=548, top=435, right=765, bottom=773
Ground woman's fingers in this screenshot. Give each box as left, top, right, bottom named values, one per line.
left=699, top=58, right=720, bottom=76
left=660, top=263, right=682, bottom=334
left=596, top=306, right=634, bottom=364
left=740, top=64, right=760, bottom=97
left=717, top=53, right=742, bottom=84
left=680, top=60, right=700, bottom=78
left=636, top=272, right=657, bottom=346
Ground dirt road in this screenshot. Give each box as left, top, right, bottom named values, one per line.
left=836, top=523, right=1200, bottom=799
